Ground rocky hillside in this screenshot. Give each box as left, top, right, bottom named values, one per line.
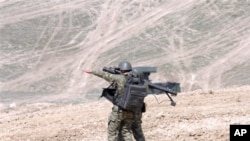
left=1, top=0, right=250, bottom=98
left=0, top=1, right=250, bottom=140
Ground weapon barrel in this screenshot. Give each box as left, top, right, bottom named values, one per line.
left=103, top=67, right=120, bottom=74
left=144, top=80, right=177, bottom=95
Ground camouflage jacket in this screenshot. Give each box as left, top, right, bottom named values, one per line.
left=92, top=70, right=128, bottom=97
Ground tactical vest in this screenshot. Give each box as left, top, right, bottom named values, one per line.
left=101, top=76, right=147, bottom=113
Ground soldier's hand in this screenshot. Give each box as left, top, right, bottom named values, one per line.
left=82, top=70, right=92, bottom=74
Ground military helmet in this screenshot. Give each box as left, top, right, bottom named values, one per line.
left=132, top=68, right=143, bottom=79
left=118, top=61, right=132, bottom=71
left=131, top=68, right=144, bottom=84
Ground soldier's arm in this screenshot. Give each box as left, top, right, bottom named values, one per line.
left=92, top=70, right=120, bottom=83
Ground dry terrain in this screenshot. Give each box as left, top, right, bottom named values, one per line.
left=1, top=85, right=249, bottom=141
left=1, top=1, right=250, bottom=140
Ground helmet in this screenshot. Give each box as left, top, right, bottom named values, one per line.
left=118, top=61, right=132, bottom=71
left=132, top=68, right=143, bottom=79
left=131, top=68, right=144, bottom=83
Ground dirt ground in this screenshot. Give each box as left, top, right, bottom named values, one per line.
left=1, top=1, right=250, bottom=141
left=0, top=85, right=250, bottom=141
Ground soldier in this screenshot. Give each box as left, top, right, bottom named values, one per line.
left=83, top=61, right=145, bottom=141
left=130, top=68, right=146, bottom=141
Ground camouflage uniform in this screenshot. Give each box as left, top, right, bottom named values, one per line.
left=118, top=112, right=145, bottom=141
left=131, top=113, right=145, bottom=141
left=92, top=70, right=145, bottom=141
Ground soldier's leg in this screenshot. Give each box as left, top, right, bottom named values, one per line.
left=119, top=119, right=133, bottom=141
left=131, top=114, right=145, bottom=141
left=117, top=110, right=134, bottom=141
left=117, top=125, right=125, bottom=141
left=108, top=110, right=122, bottom=141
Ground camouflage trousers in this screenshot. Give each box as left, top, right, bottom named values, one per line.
left=108, top=106, right=145, bottom=141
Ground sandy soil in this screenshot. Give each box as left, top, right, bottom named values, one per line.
left=1, top=1, right=250, bottom=141
left=1, top=85, right=249, bottom=141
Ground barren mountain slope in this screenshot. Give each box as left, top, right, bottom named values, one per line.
left=1, top=1, right=250, bottom=140
left=1, top=85, right=249, bottom=141
left=1, top=0, right=250, bottom=99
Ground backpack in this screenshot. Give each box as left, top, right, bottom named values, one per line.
left=101, top=76, right=147, bottom=113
